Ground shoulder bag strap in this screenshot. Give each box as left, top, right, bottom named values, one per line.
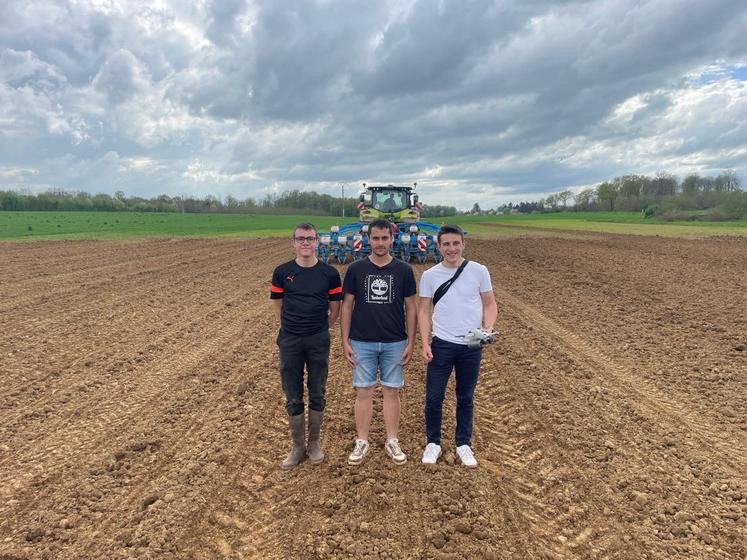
left=432, top=260, right=469, bottom=307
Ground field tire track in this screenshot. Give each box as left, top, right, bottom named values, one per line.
left=494, top=285, right=747, bottom=477
left=69, top=316, right=277, bottom=558
left=0, top=239, right=286, bottom=318
left=0, top=297, right=255, bottom=514
left=0, top=241, right=288, bottom=511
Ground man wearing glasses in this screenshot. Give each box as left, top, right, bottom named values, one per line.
left=271, top=223, right=342, bottom=469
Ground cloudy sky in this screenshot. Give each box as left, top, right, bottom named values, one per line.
left=1, top=0, right=746, bottom=209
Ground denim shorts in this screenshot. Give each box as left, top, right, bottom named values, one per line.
left=349, top=339, right=407, bottom=388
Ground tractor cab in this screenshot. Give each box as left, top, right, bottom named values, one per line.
left=358, top=184, right=421, bottom=223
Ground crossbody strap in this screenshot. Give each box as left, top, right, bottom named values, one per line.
left=432, top=260, right=469, bottom=306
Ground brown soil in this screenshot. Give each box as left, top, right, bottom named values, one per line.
left=1, top=235, right=745, bottom=560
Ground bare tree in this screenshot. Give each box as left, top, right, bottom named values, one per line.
left=574, top=188, right=596, bottom=211
left=596, top=182, right=619, bottom=211
left=557, top=189, right=573, bottom=208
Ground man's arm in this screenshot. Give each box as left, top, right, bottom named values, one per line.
left=327, top=269, right=343, bottom=329
left=340, top=293, right=356, bottom=366
left=400, top=295, right=418, bottom=366
left=417, top=296, right=433, bottom=363
left=480, top=290, right=498, bottom=331
left=328, top=300, right=341, bottom=328
left=270, top=266, right=284, bottom=324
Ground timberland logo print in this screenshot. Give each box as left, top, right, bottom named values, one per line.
left=365, top=274, right=393, bottom=304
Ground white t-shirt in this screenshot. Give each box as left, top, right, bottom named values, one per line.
left=419, top=261, right=493, bottom=344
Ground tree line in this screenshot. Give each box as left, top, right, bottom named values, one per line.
left=494, top=171, right=746, bottom=220
left=0, top=188, right=457, bottom=218
left=3, top=171, right=742, bottom=220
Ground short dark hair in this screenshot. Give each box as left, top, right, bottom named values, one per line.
left=369, top=219, right=394, bottom=236
left=437, top=224, right=464, bottom=243
left=293, top=222, right=318, bottom=237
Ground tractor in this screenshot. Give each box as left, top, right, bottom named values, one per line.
left=318, top=183, right=457, bottom=264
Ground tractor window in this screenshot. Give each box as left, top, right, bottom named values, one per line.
left=375, top=191, right=405, bottom=212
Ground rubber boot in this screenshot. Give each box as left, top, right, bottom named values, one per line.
left=281, top=413, right=306, bottom=470
left=307, top=410, right=325, bottom=464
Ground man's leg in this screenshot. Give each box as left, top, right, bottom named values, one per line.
left=277, top=331, right=306, bottom=469
left=349, top=340, right=376, bottom=465
left=454, top=345, right=482, bottom=448
left=350, top=340, right=377, bottom=441
left=305, top=330, right=330, bottom=464
left=354, top=386, right=375, bottom=440
left=380, top=341, right=407, bottom=464
left=382, top=386, right=400, bottom=440
left=278, top=330, right=305, bottom=417
left=379, top=340, right=406, bottom=440
left=425, top=338, right=456, bottom=446
left=305, top=329, right=330, bottom=413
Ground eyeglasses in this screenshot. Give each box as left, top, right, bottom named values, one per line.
left=293, top=236, right=318, bottom=244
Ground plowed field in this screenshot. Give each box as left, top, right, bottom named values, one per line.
left=1, top=235, right=745, bottom=560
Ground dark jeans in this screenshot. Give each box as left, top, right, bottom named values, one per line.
left=277, top=328, right=330, bottom=417
left=425, top=337, right=482, bottom=447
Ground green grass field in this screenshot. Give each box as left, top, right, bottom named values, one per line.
left=0, top=212, right=347, bottom=241
left=1, top=210, right=746, bottom=241
left=457, top=212, right=747, bottom=238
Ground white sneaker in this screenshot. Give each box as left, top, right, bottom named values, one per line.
left=348, top=439, right=369, bottom=465
left=385, top=438, right=407, bottom=465
left=456, top=445, right=477, bottom=467
left=421, top=443, right=442, bottom=464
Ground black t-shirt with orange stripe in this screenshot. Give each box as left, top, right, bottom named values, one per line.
left=270, top=259, right=342, bottom=336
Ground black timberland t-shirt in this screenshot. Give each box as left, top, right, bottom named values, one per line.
left=270, top=260, right=342, bottom=336
left=343, top=257, right=417, bottom=343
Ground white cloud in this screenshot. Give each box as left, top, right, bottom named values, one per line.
left=0, top=166, right=38, bottom=178
left=183, top=158, right=260, bottom=184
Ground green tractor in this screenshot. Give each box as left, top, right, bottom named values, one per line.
left=318, top=183, right=447, bottom=264
left=356, top=183, right=422, bottom=223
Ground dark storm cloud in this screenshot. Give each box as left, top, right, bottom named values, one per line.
left=351, top=0, right=528, bottom=98
left=0, top=2, right=114, bottom=86
left=205, top=0, right=247, bottom=46
left=184, top=0, right=383, bottom=121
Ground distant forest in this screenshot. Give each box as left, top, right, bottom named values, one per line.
left=0, top=188, right=457, bottom=218
left=494, top=170, right=746, bottom=221
left=1, top=170, right=744, bottom=220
